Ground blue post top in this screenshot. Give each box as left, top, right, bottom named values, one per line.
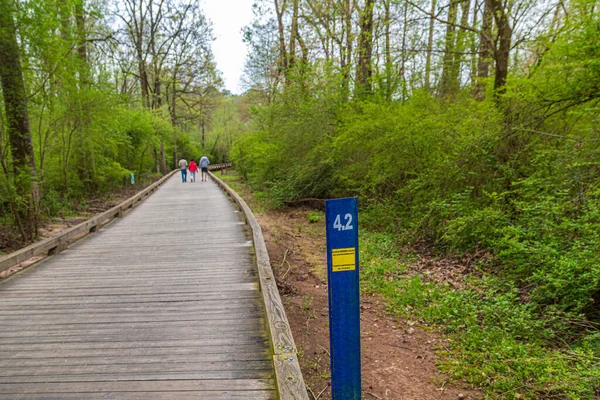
left=325, top=197, right=361, bottom=399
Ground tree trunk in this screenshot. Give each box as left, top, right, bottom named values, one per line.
left=355, top=0, right=376, bottom=97
left=75, top=0, right=89, bottom=87
left=439, top=0, right=459, bottom=96
left=384, top=0, right=393, bottom=100
left=289, top=0, right=299, bottom=70
left=154, top=148, right=160, bottom=173
left=274, top=0, right=288, bottom=76
left=475, top=0, right=493, bottom=99
left=470, top=0, right=479, bottom=88
left=341, top=0, right=353, bottom=99
left=400, top=2, right=409, bottom=100
left=0, top=0, right=40, bottom=242
left=492, top=0, right=511, bottom=94
left=449, top=0, right=471, bottom=92
left=160, top=141, right=167, bottom=174
left=424, top=0, right=437, bottom=91
left=201, top=117, right=206, bottom=149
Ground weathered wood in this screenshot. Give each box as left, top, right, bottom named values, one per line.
left=0, top=291, right=261, bottom=305
left=0, top=345, right=268, bottom=360
left=0, top=282, right=259, bottom=296
left=0, top=379, right=275, bottom=394
left=0, top=371, right=274, bottom=385
left=0, top=351, right=270, bottom=367
left=210, top=172, right=310, bottom=400
left=0, top=174, right=276, bottom=399
left=1, top=360, right=273, bottom=377
left=0, top=170, right=178, bottom=274
left=6, top=392, right=276, bottom=400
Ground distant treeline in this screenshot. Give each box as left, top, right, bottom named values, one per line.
left=0, top=0, right=234, bottom=245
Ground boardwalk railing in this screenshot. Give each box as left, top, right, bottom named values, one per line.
left=208, top=162, right=233, bottom=171
left=210, top=171, right=310, bottom=400
left=0, top=170, right=177, bottom=275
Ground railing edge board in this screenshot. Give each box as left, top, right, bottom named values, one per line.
left=209, top=170, right=309, bottom=400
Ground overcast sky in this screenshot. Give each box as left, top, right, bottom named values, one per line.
left=201, top=0, right=254, bottom=94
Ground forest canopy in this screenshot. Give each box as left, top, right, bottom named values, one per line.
left=0, top=0, right=233, bottom=245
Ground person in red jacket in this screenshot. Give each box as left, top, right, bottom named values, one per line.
left=188, top=159, right=198, bottom=182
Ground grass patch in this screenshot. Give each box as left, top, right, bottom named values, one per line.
left=218, top=172, right=600, bottom=399
left=360, top=231, right=600, bottom=399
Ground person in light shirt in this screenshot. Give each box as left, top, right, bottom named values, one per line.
left=178, top=158, right=188, bottom=183
left=199, top=154, right=210, bottom=182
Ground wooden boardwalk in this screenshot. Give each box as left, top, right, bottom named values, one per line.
left=0, top=175, right=277, bottom=399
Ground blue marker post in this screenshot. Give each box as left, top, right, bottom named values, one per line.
left=325, top=197, right=361, bottom=399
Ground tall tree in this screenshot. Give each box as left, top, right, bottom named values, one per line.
left=491, top=0, right=512, bottom=94
left=0, top=0, right=40, bottom=241
left=356, top=0, right=377, bottom=97
left=439, top=0, right=460, bottom=96
left=424, top=0, right=437, bottom=91
left=474, top=0, right=493, bottom=99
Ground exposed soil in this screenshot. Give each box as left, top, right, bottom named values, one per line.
left=223, top=178, right=482, bottom=400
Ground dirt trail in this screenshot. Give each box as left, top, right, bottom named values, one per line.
left=251, top=205, right=480, bottom=400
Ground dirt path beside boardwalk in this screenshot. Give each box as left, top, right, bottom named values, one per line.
left=249, top=203, right=480, bottom=400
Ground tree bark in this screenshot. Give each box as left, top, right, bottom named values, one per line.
left=424, top=0, right=437, bottom=91
left=289, top=0, right=299, bottom=70
left=160, top=141, right=167, bottom=174
left=439, top=0, right=459, bottom=96
left=492, top=0, right=511, bottom=94
left=449, top=0, right=471, bottom=91
left=0, top=0, right=40, bottom=241
left=469, top=0, right=479, bottom=88
left=75, top=0, right=89, bottom=87
left=384, top=0, right=393, bottom=99
left=475, top=0, right=493, bottom=99
left=341, top=0, right=353, bottom=99
left=355, top=0, right=376, bottom=97
left=274, top=0, right=288, bottom=76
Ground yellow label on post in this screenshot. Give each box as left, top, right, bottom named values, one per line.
left=332, top=247, right=356, bottom=272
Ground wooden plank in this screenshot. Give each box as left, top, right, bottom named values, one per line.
left=0, top=321, right=264, bottom=337
left=0, top=302, right=261, bottom=316
left=0, top=371, right=274, bottom=384
left=0, top=344, right=269, bottom=360
left=0, top=292, right=261, bottom=306
left=274, top=353, right=311, bottom=400
left=0, top=379, right=275, bottom=394
left=0, top=360, right=273, bottom=377
left=0, top=352, right=271, bottom=368
left=0, top=330, right=267, bottom=345
left=4, top=391, right=276, bottom=400
left=0, top=282, right=259, bottom=295
left=0, top=337, right=268, bottom=352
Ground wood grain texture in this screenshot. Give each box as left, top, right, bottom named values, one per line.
left=210, top=172, right=310, bottom=400
left=0, top=170, right=178, bottom=274
left=0, top=174, right=275, bottom=399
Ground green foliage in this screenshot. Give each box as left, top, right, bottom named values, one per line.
left=307, top=212, right=320, bottom=223
left=234, top=82, right=600, bottom=316
left=231, top=6, right=600, bottom=393
left=0, top=0, right=225, bottom=243
left=361, top=232, right=600, bottom=399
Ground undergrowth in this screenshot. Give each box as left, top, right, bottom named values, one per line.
left=360, top=231, right=600, bottom=399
